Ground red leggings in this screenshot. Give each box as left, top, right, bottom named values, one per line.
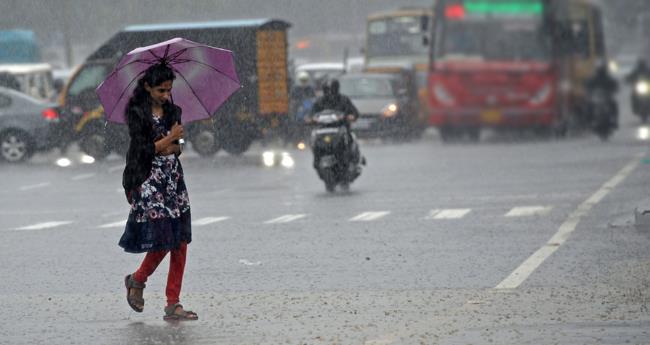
left=133, top=242, right=187, bottom=306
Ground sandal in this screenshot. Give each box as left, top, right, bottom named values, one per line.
left=124, top=274, right=145, bottom=313
left=163, top=303, right=198, bottom=321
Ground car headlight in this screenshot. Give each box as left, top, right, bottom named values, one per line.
left=636, top=81, right=649, bottom=95
left=608, top=60, right=619, bottom=74
left=434, top=84, right=455, bottom=105
left=382, top=103, right=398, bottom=118
left=530, top=83, right=552, bottom=105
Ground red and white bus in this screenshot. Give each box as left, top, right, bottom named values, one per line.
left=428, top=0, right=563, bottom=141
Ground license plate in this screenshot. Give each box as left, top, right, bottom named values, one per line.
left=353, top=118, right=374, bottom=130
left=319, top=155, right=336, bottom=168
left=480, top=109, right=502, bottom=124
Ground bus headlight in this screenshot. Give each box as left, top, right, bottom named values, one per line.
left=530, top=83, right=552, bottom=105
left=382, top=103, right=398, bottom=118
left=636, top=81, right=650, bottom=95
left=434, top=84, right=455, bottom=105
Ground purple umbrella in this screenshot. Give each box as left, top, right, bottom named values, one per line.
left=96, top=37, right=240, bottom=124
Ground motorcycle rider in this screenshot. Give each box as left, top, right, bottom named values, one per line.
left=291, top=71, right=316, bottom=107
left=310, top=78, right=364, bottom=174
left=584, top=63, right=619, bottom=128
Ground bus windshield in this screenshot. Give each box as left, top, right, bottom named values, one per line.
left=436, top=20, right=550, bottom=61
left=367, top=15, right=429, bottom=58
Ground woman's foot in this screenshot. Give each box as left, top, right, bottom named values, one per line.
left=163, top=303, right=198, bottom=321
left=124, top=274, right=145, bottom=312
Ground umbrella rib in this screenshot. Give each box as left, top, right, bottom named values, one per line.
left=170, top=67, right=213, bottom=118
left=105, top=69, right=147, bottom=119
left=102, top=58, right=158, bottom=82
left=169, top=58, right=240, bottom=85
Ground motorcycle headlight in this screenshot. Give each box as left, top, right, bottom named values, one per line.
left=636, top=81, right=649, bottom=95
left=382, top=103, right=398, bottom=118
left=530, top=83, right=552, bottom=105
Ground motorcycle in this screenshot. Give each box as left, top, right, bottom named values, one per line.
left=586, top=88, right=618, bottom=141
left=632, top=78, right=650, bottom=123
left=309, top=110, right=363, bottom=192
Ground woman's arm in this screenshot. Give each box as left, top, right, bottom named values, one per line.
left=155, top=122, right=184, bottom=154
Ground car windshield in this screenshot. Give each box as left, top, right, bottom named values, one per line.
left=437, top=20, right=550, bottom=61
left=340, top=77, right=395, bottom=98
left=67, top=64, right=111, bottom=98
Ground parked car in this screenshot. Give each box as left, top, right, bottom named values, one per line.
left=0, top=63, right=56, bottom=102
left=0, top=86, right=59, bottom=162
left=339, top=72, right=423, bottom=139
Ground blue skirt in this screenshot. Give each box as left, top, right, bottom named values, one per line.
left=119, top=155, right=192, bottom=253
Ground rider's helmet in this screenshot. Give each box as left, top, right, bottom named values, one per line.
left=297, top=71, right=310, bottom=85
left=322, top=78, right=340, bottom=96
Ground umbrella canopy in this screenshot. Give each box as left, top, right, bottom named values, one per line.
left=96, top=37, right=240, bottom=124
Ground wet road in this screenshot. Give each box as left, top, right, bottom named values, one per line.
left=1, top=94, right=650, bottom=344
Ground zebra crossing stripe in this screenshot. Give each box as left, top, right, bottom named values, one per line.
left=15, top=221, right=74, bottom=231
left=350, top=211, right=390, bottom=222
left=505, top=206, right=553, bottom=217
left=427, top=209, right=471, bottom=220
left=264, top=214, right=307, bottom=224
left=194, top=217, right=230, bottom=226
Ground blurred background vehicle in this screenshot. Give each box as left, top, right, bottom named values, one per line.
left=340, top=71, right=422, bottom=139
left=0, top=86, right=59, bottom=163
left=363, top=7, right=433, bottom=133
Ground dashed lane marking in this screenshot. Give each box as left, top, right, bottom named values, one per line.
left=350, top=211, right=391, bottom=222
left=98, top=220, right=126, bottom=228
left=505, top=206, right=553, bottom=217
left=71, top=173, right=96, bottom=181
left=264, top=214, right=308, bottom=224
left=19, top=182, right=51, bottom=191
left=194, top=217, right=230, bottom=226
left=14, top=221, right=74, bottom=231
left=427, top=209, right=471, bottom=219
left=495, top=153, right=644, bottom=290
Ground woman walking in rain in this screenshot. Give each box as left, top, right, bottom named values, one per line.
left=119, top=63, right=198, bottom=321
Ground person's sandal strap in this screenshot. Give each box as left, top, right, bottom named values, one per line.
left=126, top=275, right=146, bottom=289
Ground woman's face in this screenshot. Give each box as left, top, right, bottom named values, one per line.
left=145, top=80, right=173, bottom=106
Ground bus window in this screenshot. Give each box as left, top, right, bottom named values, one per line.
left=367, top=15, right=430, bottom=58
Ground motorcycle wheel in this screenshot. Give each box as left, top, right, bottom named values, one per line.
left=320, top=168, right=337, bottom=193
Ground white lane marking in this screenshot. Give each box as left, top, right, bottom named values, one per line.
left=427, top=209, right=471, bottom=219
left=350, top=211, right=390, bottom=222
left=495, top=154, right=643, bottom=290
left=194, top=217, right=230, bottom=226
left=505, top=206, right=553, bottom=217
left=98, top=220, right=126, bottom=228
left=264, top=214, right=307, bottom=224
left=108, top=165, right=123, bottom=173
left=19, top=182, right=51, bottom=191
left=239, top=259, right=262, bottom=266
left=71, top=173, right=96, bottom=181
left=15, top=221, right=74, bottom=231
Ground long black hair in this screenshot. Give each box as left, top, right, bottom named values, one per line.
left=126, top=63, right=176, bottom=126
